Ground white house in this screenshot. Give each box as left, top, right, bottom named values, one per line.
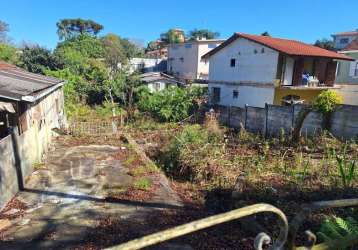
left=139, top=72, right=183, bottom=93
left=202, top=33, right=353, bottom=108
left=332, top=29, right=358, bottom=50
left=167, top=39, right=224, bottom=81
left=335, top=38, right=358, bottom=105
left=129, top=58, right=167, bottom=73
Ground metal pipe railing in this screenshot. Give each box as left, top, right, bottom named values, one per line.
left=105, top=203, right=288, bottom=250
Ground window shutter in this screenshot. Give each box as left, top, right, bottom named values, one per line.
left=349, top=61, right=357, bottom=76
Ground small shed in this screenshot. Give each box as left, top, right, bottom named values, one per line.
left=0, top=61, right=66, bottom=139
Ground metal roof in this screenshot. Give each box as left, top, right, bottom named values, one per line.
left=0, top=62, right=64, bottom=102
left=140, top=72, right=184, bottom=85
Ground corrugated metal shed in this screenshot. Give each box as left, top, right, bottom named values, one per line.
left=0, top=62, right=64, bottom=102
left=140, top=72, right=184, bottom=85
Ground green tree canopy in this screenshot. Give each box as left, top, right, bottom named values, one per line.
left=56, top=18, right=104, bottom=40
left=19, top=45, right=64, bottom=74
left=187, top=29, right=220, bottom=41
left=0, top=43, right=18, bottom=63
left=314, top=39, right=335, bottom=51
left=160, top=29, right=184, bottom=44
left=0, top=20, right=10, bottom=43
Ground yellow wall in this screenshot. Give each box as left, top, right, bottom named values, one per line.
left=273, top=88, right=328, bottom=105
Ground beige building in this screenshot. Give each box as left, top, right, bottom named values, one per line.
left=167, top=39, right=224, bottom=81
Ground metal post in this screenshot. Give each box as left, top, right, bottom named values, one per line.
left=244, top=104, right=248, bottom=130
left=264, top=103, right=268, bottom=139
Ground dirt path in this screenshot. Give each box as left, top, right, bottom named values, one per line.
left=0, top=136, right=182, bottom=250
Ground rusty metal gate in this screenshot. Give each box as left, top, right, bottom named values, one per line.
left=68, top=116, right=124, bottom=136
left=105, top=198, right=358, bottom=250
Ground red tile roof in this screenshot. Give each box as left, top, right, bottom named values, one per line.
left=202, top=33, right=354, bottom=61
left=342, top=38, right=358, bottom=51
left=0, top=61, right=17, bottom=70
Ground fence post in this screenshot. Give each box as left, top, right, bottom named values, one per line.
left=291, top=105, right=295, bottom=135
left=228, top=106, right=231, bottom=127
left=244, top=104, right=248, bottom=130
left=264, top=103, right=268, bottom=139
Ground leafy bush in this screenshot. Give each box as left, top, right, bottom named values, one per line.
left=333, top=144, right=356, bottom=188
left=161, top=125, right=225, bottom=183
left=138, top=87, right=204, bottom=122
left=0, top=43, right=18, bottom=63
left=313, top=90, right=343, bottom=114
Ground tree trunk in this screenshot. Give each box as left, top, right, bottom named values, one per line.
left=292, top=106, right=312, bottom=144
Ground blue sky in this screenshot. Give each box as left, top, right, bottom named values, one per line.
left=2, top=0, right=358, bottom=49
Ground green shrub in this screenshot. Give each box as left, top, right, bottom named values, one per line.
left=138, top=86, right=204, bottom=122
left=318, top=216, right=358, bottom=246
left=161, top=125, right=225, bottom=182
left=334, top=144, right=356, bottom=188
left=313, top=90, right=343, bottom=114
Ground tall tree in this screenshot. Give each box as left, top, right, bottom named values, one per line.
left=56, top=18, right=104, bottom=40
left=0, top=20, right=10, bottom=43
left=314, top=39, right=335, bottom=51
left=160, top=29, right=184, bottom=44
left=19, top=45, right=64, bottom=74
left=188, top=29, right=220, bottom=41
left=0, top=43, right=18, bottom=63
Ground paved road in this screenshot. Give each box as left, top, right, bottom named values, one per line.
left=0, top=138, right=182, bottom=250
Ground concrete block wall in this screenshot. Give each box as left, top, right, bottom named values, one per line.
left=330, top=105, right=358, bottom=139
left=245, top=106, right=266, bottom=134
left=215, top=104, right=358, bottom=140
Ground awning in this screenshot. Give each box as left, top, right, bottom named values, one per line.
left=0, top=101, right=15, bottom=113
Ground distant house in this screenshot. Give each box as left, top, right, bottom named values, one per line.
left=139, top=72, right=183, bottom=92
left=335, top=38, right=358, bottom=105
left=167, top=39, right=225, bottom=81
left=202, top=33, right=353, bottom=108
left=332, top=29, right=358, bottom=50
left=129, top=58, right=167, bottom=73
left=0, top=61, right=66, bottom=209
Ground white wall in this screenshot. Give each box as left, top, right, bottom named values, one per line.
left=129, top=58, right=166, bottom=73
left=167, top=43, right=199, bottom=79
left=208, top=83, right=275, bottom=108
left=337, top=84, right=358, bottom=106
left=167, top=41, right=222, bottom=80
left=208, top=38, right=279, bottom=84
left=283, top=56, right=294, bottom=85
left=197, top=42, right=221, bottom=79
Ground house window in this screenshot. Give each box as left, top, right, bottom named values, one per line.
left=355, top=62, right=358, bottom=77
left=340, top=38, right=349, bottom=44
left=212, top=87, right=221, bottom=103
left=208, top=44, right=217, bottom=49
left=261, top=48, right=265, bottom=53
left=233, top=90, right=239, bottom=99
left=180, top=57, right=184, bottom=62
left=185, top=43, right=192, bottom=49
left=254, top=49, right=258, bottom=54
left=230, top=58, right=236, bottom=67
